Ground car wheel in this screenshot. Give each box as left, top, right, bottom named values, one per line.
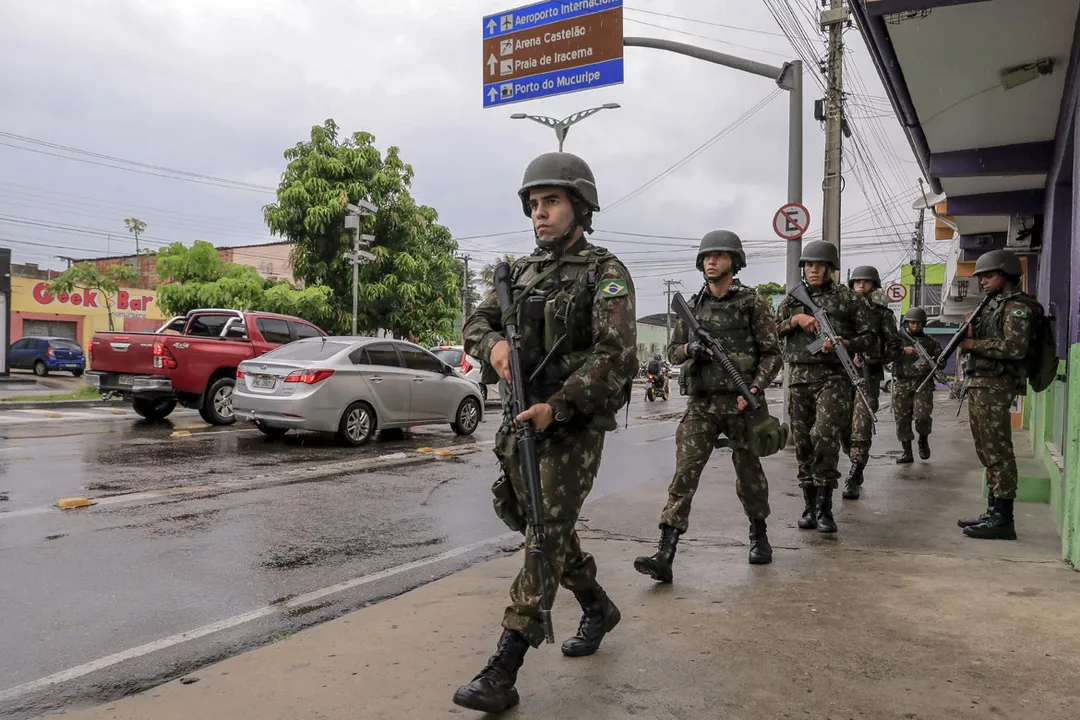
left=255, top=421, right=289, bottom=438
left=33, top=361, right=48, bottom=377
left=884, top=379, right=892, bottom=394
left=72, top=369, right=84, bottom=378
left=132, top=397, right=177, bottom=421
left=452, top=396, right=481, bottom=436
left=339, top=401, right=376, bottom=446
left=202, top=377, right=237, bottom=426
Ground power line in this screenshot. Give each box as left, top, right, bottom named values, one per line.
left=626, top=7, right=788, bottom=37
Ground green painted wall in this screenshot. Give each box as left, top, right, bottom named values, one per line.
left=1066, top=344, right=1080, bottom=567
left=637, top=322, right=669, bottom=361
left=897, top=262, right=946, bottom=315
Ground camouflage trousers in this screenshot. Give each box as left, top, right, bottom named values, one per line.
left=492, top=426, right=607, bottom=648
left=842, top=374, right=881, bottom=465
left=789, top=377, right=852, bottom=489
left=659, top=398, right=771, bottom=532
left=966, top=387, right=1018, bottom=500
left=892, top=378, right=934, bottom=443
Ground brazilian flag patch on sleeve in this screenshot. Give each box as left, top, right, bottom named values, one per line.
left=1010, top=307, right=1029, bottom=319
left=601, top=279, right=628, bottom=298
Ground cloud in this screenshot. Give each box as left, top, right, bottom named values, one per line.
left=0, top=0, right=923, bottom=315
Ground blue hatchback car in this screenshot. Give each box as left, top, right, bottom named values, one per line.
left=9, top=336, right=86, bottom=377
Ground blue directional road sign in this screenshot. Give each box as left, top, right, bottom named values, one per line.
left=482, top=0, right=624, bottom=108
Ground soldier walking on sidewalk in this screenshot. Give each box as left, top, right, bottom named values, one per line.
left=775, top=242, right=875, bottom=534
left=841, top=266, right=901, bottom=499
left=454, top=152, right=638, bottom=713
left=634, top=230, right=783, bottom=580
left=892, top=307, right=941, bottom=464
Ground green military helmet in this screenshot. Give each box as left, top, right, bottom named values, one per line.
left=517, top=151, right=600, bottom=217
left=799, top=240, right=840, bottom=268
left=847, top=265, right=881, bottom=289
left=973, top=248, right=1023, bottom=279
left=695, top=230, right=746, bottom=272
left=904, top=307, right=928, bottom=324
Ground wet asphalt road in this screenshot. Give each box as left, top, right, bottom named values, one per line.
left=0, top=388, right=716, bottom=719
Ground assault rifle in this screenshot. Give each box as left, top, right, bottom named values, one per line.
left=493, top=261, right=554, bottom=644
left=898, top=326, right=950, bottom=388
left=671, top=292, right=789, bottom=457
left=788, top=283, right=876, bottom=426
left=916, top=293, right=993, bottom=392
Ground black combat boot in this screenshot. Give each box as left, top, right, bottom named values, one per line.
left=842, top=463, right=864, bottom=500
left=963, top=498, right=1017, bottom=541
left=797, top=486, right=819, bottom=530
left=896, top=441, right=914, bottom=464
left=816, top=487, right=837, bottom=534
left=918, top=435, right=931, bottom=460
left=957, top=494, right=995, bottom=528
left=452, top=628, right=530, bottom=713
left=748, top=519, right=773, bottom=564
left=561, top=586, right=621, bottom=657
left=633, top=524, right=680, bottom=583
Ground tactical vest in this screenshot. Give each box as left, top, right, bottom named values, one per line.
left=894, top=333, right=937, bottom=379
left=965, top=289, right=1034, bottom=380
left=784, top=282, right=860, bottom=365
left=682, top=285, right=760, bottom=396
left=865, top=303, right=892, bottom=364
left=503, top=244, right=623, bottom=423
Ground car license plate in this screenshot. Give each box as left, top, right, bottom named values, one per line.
left=253, top=375, right=275, bottom=389
left=118, top=375, right=134, bottom=386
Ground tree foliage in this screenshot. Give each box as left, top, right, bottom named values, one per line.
left=154, top=241, right=334, bottom=328
left=478, top=254, right=519, bottom=293
left=47, top=262, right=141, bottom=331
left=754, top=281, right=786, bottom=296
left=262, top=119, right=461, bottom=345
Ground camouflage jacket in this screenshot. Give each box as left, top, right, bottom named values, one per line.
left=667, top=281, right=782, bottom=412
left=893, top=331, right=942, bottom=380
left=962, top=289, right=1036, bottom=391
left=864, top=300, right=903, bottom=368
left=775, top=281, right=875, bottom=385
left=462, top=240, right=638, bottom=429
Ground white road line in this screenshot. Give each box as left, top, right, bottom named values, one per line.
left=0, top=531, right=519, bottom=704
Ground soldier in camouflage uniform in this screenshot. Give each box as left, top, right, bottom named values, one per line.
left=454, top=152, right=638, bottom=713
left=956, top=249, right=1041, bottom=541
left=776, top=241, right=875, bottom=534
left=891, top=307, right=941, bottom=463
left=633, top=230, right=782, bottom=579
left=841, top=265, right=901, bottom=499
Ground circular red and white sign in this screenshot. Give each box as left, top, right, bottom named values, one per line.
left=886, top=283, right=907, bottom=303
left=772, top=203, right=811, bottom=240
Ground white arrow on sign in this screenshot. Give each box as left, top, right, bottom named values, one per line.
left=356, top=249, right=376, bottom=261
left=487, top=54, right=497, bottom=76
left=488, top=87, right=498, bottom=102
left=358, top=234, right=375, bottom=245
left=486, top=18, right=497, bottom=34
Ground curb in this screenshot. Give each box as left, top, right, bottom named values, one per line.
left=0, top=399, right=125, bottom=412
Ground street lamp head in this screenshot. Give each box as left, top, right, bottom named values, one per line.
left=510, top=113, right=527, bottom=119
left=602, top=103, right=620, bottom=109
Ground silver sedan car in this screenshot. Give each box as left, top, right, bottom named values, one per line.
left=232, top=336, right=484, bottom=445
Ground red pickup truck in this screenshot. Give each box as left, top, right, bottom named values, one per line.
left=87, top=309, right=327, bottom=424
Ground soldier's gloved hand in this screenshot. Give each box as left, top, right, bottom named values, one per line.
left=687, top=341, right=710, bottom=360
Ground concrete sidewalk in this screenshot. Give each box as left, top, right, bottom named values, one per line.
left=52, top=395, right=1080, bottom=719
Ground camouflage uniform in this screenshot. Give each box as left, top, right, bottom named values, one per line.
left=463, top=239, right=637, bottom=648
left=776, top=277, right=874, bottom=533
left=845, top=299, right=901, bottom=464
left=892, top=331, right=942, bottom=444
left=660, top=281, right=782, bottom=531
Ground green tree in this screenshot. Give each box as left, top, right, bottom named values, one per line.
left=262, top=119, right=461, bottom=345
left=478, top=254, right=519, bottom=293
left=124, top=217, right=147, bottom=255
left=754, top=281, right=786, bottom=296
left=47, top=262, right=140, bottom=331
left=154, top=241, right=334, bottom=328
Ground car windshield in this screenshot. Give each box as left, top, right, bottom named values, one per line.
left=51, top=340, right=82, bottom=352
left=430, top=348, right=463, bottom=365
left=259, top=340, right=351, bottom=361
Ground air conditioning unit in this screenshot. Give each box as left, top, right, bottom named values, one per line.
left=1006, top=214, right=1035, bottom=249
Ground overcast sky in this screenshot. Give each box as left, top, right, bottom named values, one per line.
left=0, top=0, right=943, bottom=315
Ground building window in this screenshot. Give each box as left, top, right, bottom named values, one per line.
left=920, top=284, right=942, bottom=317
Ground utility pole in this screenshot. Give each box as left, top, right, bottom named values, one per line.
left=820, top=0, right=850, bottom=274
left=344, top=200, right=377, bottom=336
left=458, top=254, right=474, bottom=317
left=912, top=207, right=925, bottom=308
left=662, top=278, right=683, bottom=347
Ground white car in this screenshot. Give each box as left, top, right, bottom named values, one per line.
left=429, top=345, right=500, bottom=404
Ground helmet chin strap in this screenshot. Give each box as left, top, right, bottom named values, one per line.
left=535, top=221, right=582, bottom=257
